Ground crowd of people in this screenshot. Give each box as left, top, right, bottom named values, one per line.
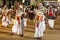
left=0, top=2, right=58, bottom=40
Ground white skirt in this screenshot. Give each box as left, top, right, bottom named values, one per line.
left=12, top=20, right=23, bottom=35
left=48, top=19, right=54, bottom=28
left=42, top=21, right=46, bottom=32
left=2, top=16, right=9, bottom=27
left=23, top=18, right=27, bottom=27
left=2, top=21, right=9, bottom=27
left=34, top=21, right=45, bottom=38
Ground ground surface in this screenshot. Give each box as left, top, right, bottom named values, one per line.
left=0, top=16, right=60, bottom=40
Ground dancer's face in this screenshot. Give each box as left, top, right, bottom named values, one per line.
left=4, top=5, right=7, bottom=9
left=38, top=3, right=43, bottom=9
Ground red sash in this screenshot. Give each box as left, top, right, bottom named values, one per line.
left=35, top=22, right=39, bottom=27
left=17, top=16, right=21, bottom=24
left=37, top=16, right=43, bottom=21
left=35, top=16, right=43, bottom=27
left=4, top=13, right=7, bottom=21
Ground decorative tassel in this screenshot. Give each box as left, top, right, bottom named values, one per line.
left=35, top=22, right=39, bottom=27
left=17, top=16, right=20, bottom=24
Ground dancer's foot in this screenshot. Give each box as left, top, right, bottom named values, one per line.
left=39, top=37, right=43, bottom=40
left=49, top=28, right=54, bottom=30
left=11, top=33, right=14, bottom=35
left=20, top=34, right=23, bottom=37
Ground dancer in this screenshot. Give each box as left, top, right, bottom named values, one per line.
left=2, top=5, right=9, bottom=27
left=12, top=3, right=24, bottom=37
left=47, top=6, right=57, bottom=29
left=34, top=3, right=46, bottom=40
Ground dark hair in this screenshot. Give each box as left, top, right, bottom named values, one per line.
left=30, top=5, right=34, bottom=11
left=35, top=6, right=38, bottom=9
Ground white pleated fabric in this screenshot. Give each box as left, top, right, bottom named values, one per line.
left=34, top=21, right=43, bottom=38
left=2, top=16, right=9, bottom=27
left=23, top=18, right=27, bottom=27
left=12, top=20, right=23, bottom=35
left=48, top=19, right=54, bottom=28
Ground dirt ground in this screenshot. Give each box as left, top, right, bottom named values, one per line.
left=0, top=16, right=60, bottom=40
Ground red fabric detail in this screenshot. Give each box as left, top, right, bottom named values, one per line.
left=35, top=22, right=39, bottom=27
left=17, top=16, right=20, bottom=24
left=37, top=16, right=43, bottom=21
left=48, top=11, right=54, bottom=16
left=5, top=17, right=6, bottom=21
left=4, top=13, right=7, bottom=17
left=4, top=13, right=7, bottom=21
